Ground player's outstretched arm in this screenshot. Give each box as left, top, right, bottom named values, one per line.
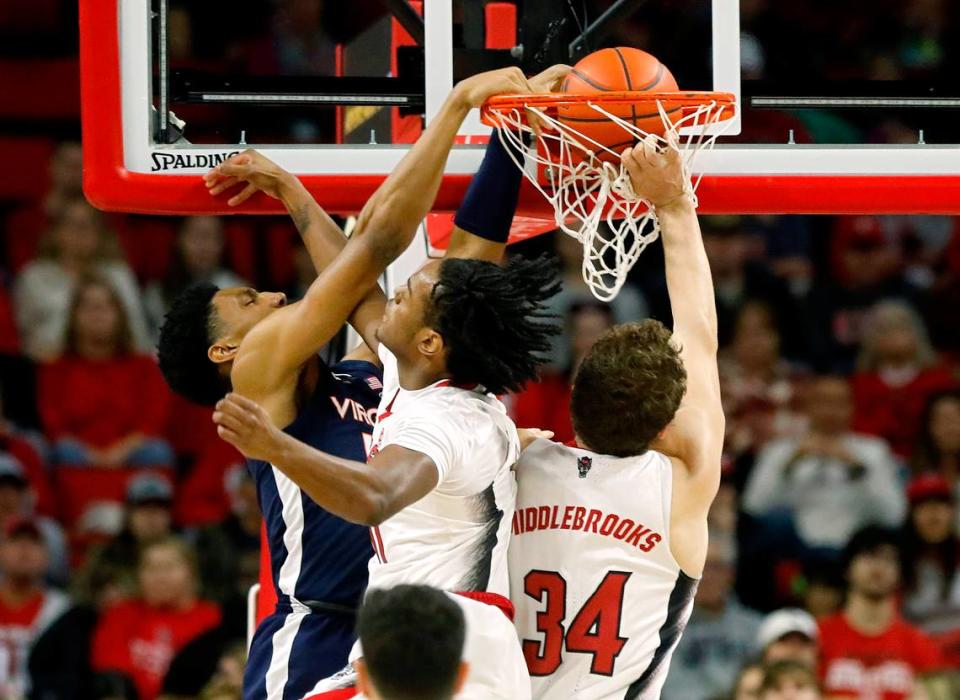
left=204, top=149, right=387, bottom=353
left=214, top=393, right=439, bottom=526
left=445, top=65, right=570, bottom=263
left=229, top=69, right=544, bottom=401
left=621, top=137, right=724, bottom=507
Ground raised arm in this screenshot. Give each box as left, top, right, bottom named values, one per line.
left=445, top=65, right=570, bottom=263
left=205, top=152, right=387, bottom=354
left=229, top=69, right=547, bottom=403
left=621, top=137, right=724, bottom=540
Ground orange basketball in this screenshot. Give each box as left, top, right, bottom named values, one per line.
left=558, top=48, right=679, bottom=161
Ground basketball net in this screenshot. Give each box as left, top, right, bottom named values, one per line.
left=485, top=95, right=735, bottom=301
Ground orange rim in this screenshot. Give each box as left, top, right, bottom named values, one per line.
left=480, top=90, right=737, bottom=128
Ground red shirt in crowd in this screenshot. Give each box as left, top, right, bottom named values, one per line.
left=851, top=366, right=957, bottom=458
left=38, top=354, right=171, bottom=449
left=512, top=374, right=575, bottom=445
left=91, top=598, right=221, bottom=700
left=819, top=613, right=943, bottom=700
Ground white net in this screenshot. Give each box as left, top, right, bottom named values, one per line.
left=489, top=98, right=734, bottom=301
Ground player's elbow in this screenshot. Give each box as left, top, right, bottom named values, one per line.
left=352, top=485, right=392, bottom=527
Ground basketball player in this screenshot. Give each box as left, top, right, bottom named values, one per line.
left=508, top=136, right=724, bottom=700
left=158, top=65, right=565, bottom=700
left=211, top=79, right=570, bottom=699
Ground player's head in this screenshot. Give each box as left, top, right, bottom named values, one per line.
left=571, top=320, right=686, bottom=456
left=375, top=255, right=560, bottom=395
left=157, top=284, right=287, bottom=405
left=355, top=585, right=468, bottom=700
left=842, top=526, right=901, bottom=601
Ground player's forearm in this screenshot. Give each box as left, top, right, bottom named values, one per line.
left=267, top=432, right=391, bottom=526
left=659, top=200, right=719, bottom=353
left=352, top=88, right=473, bottom=265
left=277, top=175, right=349, bottom=274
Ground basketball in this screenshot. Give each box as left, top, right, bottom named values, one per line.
left=558, top=47, right=679, bottom=160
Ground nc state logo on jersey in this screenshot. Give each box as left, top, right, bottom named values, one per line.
left=577, top=456, right=592, bottom=479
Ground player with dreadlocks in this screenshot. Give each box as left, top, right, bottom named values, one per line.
left=212, top=118, right=564, bottom=700
left=160, top=64, right=569, bottom=700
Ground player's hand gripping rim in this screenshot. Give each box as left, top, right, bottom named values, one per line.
left=620, top=133, right=692, bottom=212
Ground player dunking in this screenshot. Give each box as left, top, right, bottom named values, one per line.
left=210, top=71, right=569, bottom=700
left=157, top=65, right=563, bottom=700
left=508, top=137, right=724, bottom=700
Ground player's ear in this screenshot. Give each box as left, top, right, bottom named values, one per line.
left=453, top=661, right=470, bottom=693
left=208, top=342, right=238, bottom=364
left=417, top=328, right=445, bottom=359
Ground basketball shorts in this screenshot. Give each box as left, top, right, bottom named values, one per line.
left=244, top=606, right=356, bottom=700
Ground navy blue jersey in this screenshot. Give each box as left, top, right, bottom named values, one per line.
left=248, top=359, right=380, bottom=608
left=244, top=359, right=381, bottom=700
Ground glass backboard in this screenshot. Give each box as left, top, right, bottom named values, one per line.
left=80, top=0, right=960, bottom=220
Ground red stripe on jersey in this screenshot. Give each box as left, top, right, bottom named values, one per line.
left=370, top=525, right=388, bottom=563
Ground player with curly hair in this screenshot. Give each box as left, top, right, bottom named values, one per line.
left=159, top=64, right=568, bottom=700
left=508, top=137, right=725, bottom=699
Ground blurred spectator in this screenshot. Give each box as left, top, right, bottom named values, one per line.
left=662, top=535, right=762, bottom=700
left=699, top=216, right=797, bottom=356
left=851, top=301, right=957, bottom=458
left=760, top=660, right=822, bottom=700
left=719, top=301, right=806, bottom=462
left=91, top=538, right=221, bottom=700
left=751, top=216, right=815, bottom=300
left=743, top=376, right=905, bottom=551
left=911, top=389, right=960, bottom=500
left=0, top=517, right=70, bottom=698
left=800, top=561, right=845, bottom=620
left=808, top=215, right=919, bottom=372
left=191, top=466, right=260, bottom=604
left=543, top=233, right=647, bottom=370
left=511, top=301, right=613, bottom=444
left=75, top=475, right=175, bottom=606
left=13, top=199, right=150, bottom=361
left=0, top=459, right=67, bottom=586
left=819, top=526, right=942, bottom=700
left=247, top=0, right=336, bottom=76
left=143, top=217, right=247, bottom=340
left=4, top=143, right=85, bottom=274
left=189, top=641, right=246, bottom=700
left=0, top=391, right=54, bottom=517
left=38, top=279, right=173, bottom=467
left=757, top=609, right=819, bottom=669
left=900, top=474, right=960, bottom=665
left=354, top=585, right=468, bottom=700
left=732, top=661, right=765, bottom=700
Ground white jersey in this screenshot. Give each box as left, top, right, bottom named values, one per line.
left=368, top=344, right=520, bottom=597
left=509, top=440, right=698, bottom=700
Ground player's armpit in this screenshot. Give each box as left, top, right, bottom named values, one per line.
left=654, top=405, right=723, bottom=505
